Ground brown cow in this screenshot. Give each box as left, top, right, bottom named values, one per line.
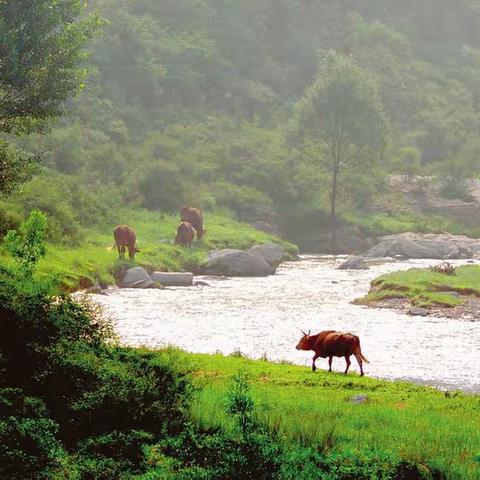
left=113, top=225, right=139, bottom=260
left=296, top=330, right=369, bottom=376
left=180, top=206, right=204, bottom=240
left=175, top=222, right=196, bottom=248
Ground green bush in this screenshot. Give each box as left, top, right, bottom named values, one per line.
left=0, top=218, right=192, bottom=478
left=3, top=210, right=47, bottom=276
left=0, top=389, right=63, bottom=480
left=77, top=430, right=154, bottom=479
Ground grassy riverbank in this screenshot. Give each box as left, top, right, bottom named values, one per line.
left=355, top=264, right=480, bottom=309
left=159, top=349, right=480, bottom=479
left=0, top=209, right=297, bottom=290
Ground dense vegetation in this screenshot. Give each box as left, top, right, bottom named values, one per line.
left=2, top=2, right=480, bottom=479
left=1, top=215, right=478, bottom=479
left=4, top=0, right=480, bottom=252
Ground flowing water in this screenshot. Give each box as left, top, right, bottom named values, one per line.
left=92, top=256, right=480, bottom=392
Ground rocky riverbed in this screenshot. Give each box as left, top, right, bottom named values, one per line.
left=365, top=296, right=480, bottom=321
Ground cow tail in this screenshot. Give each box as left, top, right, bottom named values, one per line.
left=361, top=354, right=370, bottom=364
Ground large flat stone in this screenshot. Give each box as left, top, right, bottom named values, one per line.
left=151, top=272, right=193, bottom=286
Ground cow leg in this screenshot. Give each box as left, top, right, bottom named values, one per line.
left=328, top=356, right=333, bottom=372
left=344, top=355, right=351, bottom=375
left=118, top=245, right=125, bottom=260
left=354, top=352, right=364, bottom=376
left=312, top=353, right=320, bottom=372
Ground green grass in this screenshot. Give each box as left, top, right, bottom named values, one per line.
left=23, top=209, right=297, bottom=290
left=156, top=349, right=480, bottom=479
left=345, top=211, right=480, bottom=238
left=356, top=265, right=480, bottom=308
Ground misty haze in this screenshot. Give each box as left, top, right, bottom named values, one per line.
left=1, top=1, right=479, bottom=479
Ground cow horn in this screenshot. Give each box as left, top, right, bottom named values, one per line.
left=298, top=328, right=307, bottom=336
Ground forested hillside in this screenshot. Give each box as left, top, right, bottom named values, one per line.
left=5, top=0, right=480, bottom=248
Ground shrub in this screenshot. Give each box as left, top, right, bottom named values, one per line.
left=393, top=146, right=422, bottom=182
left=0, top=389, right=63, bottom=480
left=156, top=372, right=285, bottom=479
left=3, top=209, right=47, bottom=276
left=77, top=430, right=154, bottom=479
left=0, top=245, right=192, bottom=477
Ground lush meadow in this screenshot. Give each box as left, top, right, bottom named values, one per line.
left=155, top=349, right=480, bottom=479
left=0, top=209, right=297, bottom=290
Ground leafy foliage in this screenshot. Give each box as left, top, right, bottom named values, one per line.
left=3, top=209, right=47, bottom=275
left=0, top=0, right=101, bottom=134
left=290, top=51, right=388, bottom=237
left=0, top=141, right=38, bottom=196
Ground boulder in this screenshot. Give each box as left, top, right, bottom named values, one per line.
left=248, top=243, right=285, bottom=268
left=337, top=257, right=369, bottom=270
left=203, top=249, right=276, bottom=277
left=122, top=267, right=152, bottom=288
left=151, top=272, right=193, bottom=286
left=407, top=307, right=429, bottom=317
left=86, top=282, right=104, bottom=294
left=366, top=233, right=480, bottom=259
left=443, top=246, right=474, bottom=260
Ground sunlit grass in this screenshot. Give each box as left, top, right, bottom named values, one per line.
left=356, top=265, right=480, bottom=307
left=159, top=350, right=480, bottom=479
left=26, top=209, right=297, bottom=289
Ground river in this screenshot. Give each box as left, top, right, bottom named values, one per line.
left=92, top=256, right=480, bottom=393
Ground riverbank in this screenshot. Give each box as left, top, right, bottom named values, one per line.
left=355, top=264, right=480, bottom=319
left=10, top=209, right=297, bottom=291
left=162, top=349, right=480, bottom=479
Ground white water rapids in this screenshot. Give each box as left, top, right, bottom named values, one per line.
left=92, top=256, right=480, bottom=392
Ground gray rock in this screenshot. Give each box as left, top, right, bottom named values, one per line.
left=248, top=243, right=285, bottom=268
left=443, top=246, right=474, bottom=260
left=122, top=267, right=152, bottom=288
left=407, top=307, right=429, bottom=317
left=128, top=279, right=155, bottom=289
left=337, top=257, right=369, bottom=270
left=194, top=280, right=210, bottom=287
left=350, top=395, right=368, bottom=405
left=86, top=282, right=103, bottom=294
left=203, top=249, right=276, bottom=277
left=366, top=233, right=480, bottom=259
left=207, top=249, right=240, bottom=261
left=151, top=272, right=193, bottom=286
left=438, top=291, right=461, bottom=298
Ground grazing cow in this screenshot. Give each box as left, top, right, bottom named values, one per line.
left=175, top=222, right=196, bottom=248
left=296, top=330, right=369, bottom=376
left=180, top=206, right=204, bottom=240
left=113, top=225, right=139, bottom=260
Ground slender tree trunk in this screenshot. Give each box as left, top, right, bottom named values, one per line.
left=329, top=164, right=338, bottom=252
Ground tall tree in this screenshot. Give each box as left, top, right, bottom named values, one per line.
left=291, top=52, right=388, bottom=248
left=0, top=0, right=100, bottom=194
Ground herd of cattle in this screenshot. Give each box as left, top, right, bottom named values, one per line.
left=113, top=206, right=204, bottom=260
left=113, top=207, right=369, bottom=376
